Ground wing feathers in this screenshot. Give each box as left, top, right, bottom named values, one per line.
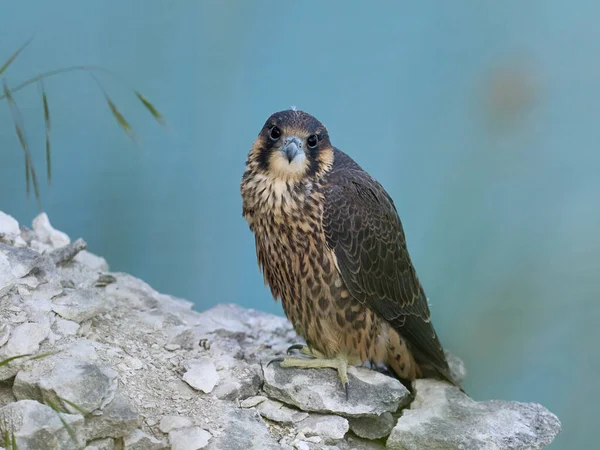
left=323, top=150, right=458, bottom=385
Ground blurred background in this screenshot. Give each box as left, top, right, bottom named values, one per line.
left=1, top=1, right=598, bottom=448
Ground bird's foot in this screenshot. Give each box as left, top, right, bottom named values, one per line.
left=268, top=356, right=350, bottom=400
left=286, top=344, right=319, bottom=358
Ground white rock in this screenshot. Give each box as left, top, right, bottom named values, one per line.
left=28, top=279, right=64, bottom=301
left=2, top=322, right=50, bottom=357
left=387, top=379, right=562, bottom=450
left=348, top=411, right=395, bottom=440
left=0, top=212, right=20, bottom=243
left=13, top=355, right=118, bottom=414
left=205, top=408, right=280, bottom=449
left=53, top=316, right=81, bottom=336
left=0, top=252, right=16, bottom=296
left=182, top=359, right=219, bottom=393
left=0, top=399, right=84, bottom=449
left=64, top=339, right=99, bottom=360
left=240, top=395, right=267, bottom=408
left=297, top=414, right=349, bottom=443
left=84, top=438, right=116, bottom=450
left=291, top=440, right=310, bottom=450
left=211, top=360, right=262, bottom=401
left=125, top=356, right=144, bottom=370
left=23, top=298, right=54, bottom=323
left=256, top=398, right=309, bottom=424
left=84, top=392, right=141, bottom=440
left=74, top=250, right=109, bottom=271
left=123, top=429, right=167, bottom=450
left=159, top=415, right=193, bottom=433
left=0, top=246, right=47, bottom=309
left=0, top=324, right=11, bottom=348
left=169, top=427, right=211, bottom=450
left=0, top=210, right=564, bottom=450
left=52, top=288, right=106, bottom=323
left=32, top=212, right=70, bottom=248
left=263, top=363, right=410, bottom=418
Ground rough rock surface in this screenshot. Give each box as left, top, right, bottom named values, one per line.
left=264, top=363, right=410, bottom=418
left=0, top=211, right=561, bottom=449
left=387, top=379, right=561, bottom=450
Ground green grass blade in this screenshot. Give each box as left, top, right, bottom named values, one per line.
left=30, top=351, right=58, bottom=361
left=0, top=354, right=32, bottom=368
left=57, top=413, right=78, bottom=445
left=0, top=38, right=32, bottom=76
left=2, top=80, right=41, bottom=209
left=41, top=80, right=51, bottom=184
left=58, top=397, right=89, bottom=416
left=104, top=93, right=137, bottom=142
left=44, top=398, right=78, bottom=445
left=135, top=91, right=165, bottom=126
left=25, top=156, right=30, bottom=197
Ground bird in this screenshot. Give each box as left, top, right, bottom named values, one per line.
left=241, top=109, right=461, bottom=397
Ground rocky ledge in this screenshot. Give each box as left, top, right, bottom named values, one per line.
left=0, top=211, right=561, bottom=450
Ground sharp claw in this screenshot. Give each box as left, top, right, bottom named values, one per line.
left=286, top=344, right=305, bottom=355
left=345, top=381, right=350, bottom=401
left=267, top=357, right=284, bottom=367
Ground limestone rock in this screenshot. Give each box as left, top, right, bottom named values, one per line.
left=0, top=252, right=13, bottom=297
left=240, top=395, right=267, bottom=408
left=84, top=438, right=116, bottom=450
left=348, top=412, right=395, bottom=440
left=0, top=381, right=16, bottom=408
left=0, top=244, right=47, bottom=296
left=386, top=379, right=561, bottom=450
left=211, top=360, right=262, bottom=401
left=159, top=415, right=193, bottom=433
left=0, top=212, right=23, bottom=246
left=0, top=324, right=10, bottom=348
left=0, top=210, right=563, bottom=450
left=255, top=398, right=309, bottom=424
left=53, top=317, right=80, bottom=336
left=263, top=363, right=410, bottom=418
left=13, top=355, right=117, bottom=415
left=169, top=427, right=211, bottom=450
left=182, top=359, right=219, bottom=393
left=205, top=408, right=280, bottom=450
left=296, top=413, right=350, bottom=443
left=51, top=288, right=107, bottom=323
left=1, top=322, right=50, bottom=357
left=84, top=392, right=141, bottom=440
left=32, top=213, right=70, bottom=249
left=123, top=429, right=168, bottom=450
left=74, top=250, right=109, bottom=272
left=0, top=399, right=85, bottom=450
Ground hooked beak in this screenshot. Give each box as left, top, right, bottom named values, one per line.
left=281, top=136, right=302, bottom=163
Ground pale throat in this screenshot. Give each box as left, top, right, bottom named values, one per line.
left=268, top=151, right=309, bottom=180
left=247, top=171, right=314, bottom=219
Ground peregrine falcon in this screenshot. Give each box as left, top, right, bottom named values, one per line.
left=241, top=109, right=461, bottom=396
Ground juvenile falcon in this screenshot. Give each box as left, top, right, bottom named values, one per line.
left=241, top=109, right=461, bottom=396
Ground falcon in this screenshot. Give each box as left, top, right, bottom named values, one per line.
left=241, top=109, right=461, bottom=396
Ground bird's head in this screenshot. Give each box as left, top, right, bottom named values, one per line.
left=247, top=110, right=334, bottom=181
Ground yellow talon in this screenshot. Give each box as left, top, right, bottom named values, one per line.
left=276, top=355, right=350, bottom=399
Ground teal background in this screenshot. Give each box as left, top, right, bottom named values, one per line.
left=1, top=2, right=598, bottom=448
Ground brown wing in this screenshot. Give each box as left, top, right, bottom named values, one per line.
left=322, top=150, right=456, bottom=384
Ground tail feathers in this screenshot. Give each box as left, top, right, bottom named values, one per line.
left=414, top=353, right=467, bottom=394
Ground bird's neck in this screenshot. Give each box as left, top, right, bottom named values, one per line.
left=241, top=169, right=322, bottom=225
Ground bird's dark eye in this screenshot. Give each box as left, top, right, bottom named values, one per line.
left=307, top=135, right=318, bottom=148
left=269, top=126, right=281, bottom=140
